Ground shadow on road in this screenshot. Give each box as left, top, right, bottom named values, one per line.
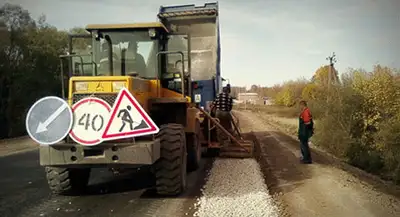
left=82, top=168, right=155, bottom=196
left=246, top=130, right=400, bottom=200
left=13, top=158, right=214, bottom=217
left=244, top=130, right=332, bottom=195
left=271, top=130, right=400, bottom=199
left=78, top=159, right=213, bottom=200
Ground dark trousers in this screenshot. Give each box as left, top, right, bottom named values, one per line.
left=215, top=110, right=232, bottom=146
left=300, top=138, right=312, bottom=162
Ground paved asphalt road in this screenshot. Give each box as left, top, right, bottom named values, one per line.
left=0, top=150, right=212, bottom=217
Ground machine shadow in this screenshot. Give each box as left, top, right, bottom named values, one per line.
left=242, top=131, right=325, bottom=196
left=251, top=130, right=400, bottom=199
left=79, top=157, right=214, bottom=199
left=83, top=168, right=155, bottom=196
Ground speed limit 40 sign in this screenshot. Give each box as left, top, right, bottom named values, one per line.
left=69, top=97, right=111, bottom=146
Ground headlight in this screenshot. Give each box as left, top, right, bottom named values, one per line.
left=75, top=82, right=88, bottom=91
left=113, top=82, right=125, bottom=92
left=148, top=28, right=156, bottom=37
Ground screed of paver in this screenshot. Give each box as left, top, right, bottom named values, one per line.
left=193, top=158, right=280, bottom=217
left=235, top=110, right=400, bottom=217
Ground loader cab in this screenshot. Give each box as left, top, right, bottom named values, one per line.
left=85, top=23, right=166, bottom=79
left=67, top=22, right=191, bottom=97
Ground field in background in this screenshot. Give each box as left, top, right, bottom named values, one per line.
left=234, top=104, right=302, bottom=142
left=233, top=104, right=299, bottom=118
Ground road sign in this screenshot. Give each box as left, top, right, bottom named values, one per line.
left=101, top=88, right=159, bottom=141
left=69, top=97, right=111, bottom=146
left=194, top=94, right=201, bottom=103
left=25, top=96, right=73, bottom=145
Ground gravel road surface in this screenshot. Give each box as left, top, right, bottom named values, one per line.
left=194, top=158, right=279, bottom=217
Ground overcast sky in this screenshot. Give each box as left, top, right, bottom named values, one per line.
left=2, top=0, right=400, bottom=87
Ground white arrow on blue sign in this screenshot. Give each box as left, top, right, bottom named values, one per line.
left=25, top=96, right=73, bottom=145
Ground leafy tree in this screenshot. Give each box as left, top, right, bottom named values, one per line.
left=312, top=65, right=339, bottom=86
left=249, top=84, right=259, bottom=93
left=301, top=83, right=318, bottom=100
left=69, top=27, right=91, bottom=51
left=274, top=87, right=295, bottom=106
left=0, top=3, right=68, bottom=137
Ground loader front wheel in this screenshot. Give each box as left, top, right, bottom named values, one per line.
left=45, top=167, right=90, bottom=195
left=187, top=120, right=201, bottom=172
left=155, top=123, right=187, bottom=196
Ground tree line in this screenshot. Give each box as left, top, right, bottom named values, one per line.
left=0, top=3, right=89, bottom=138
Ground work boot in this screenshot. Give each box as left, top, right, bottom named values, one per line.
left=300, top=159, right=312, bottom=164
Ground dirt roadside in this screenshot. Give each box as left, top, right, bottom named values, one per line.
left=235, top=110, right=400, bottom=217
left=0, top=136, right=38, bottom=157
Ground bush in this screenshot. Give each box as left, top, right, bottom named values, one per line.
left=375, top=115, right=400, bottom=183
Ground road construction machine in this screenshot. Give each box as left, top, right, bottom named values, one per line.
left=38, top=2, right=253, bottom=196
left=157, top=3, right=253, bottom=158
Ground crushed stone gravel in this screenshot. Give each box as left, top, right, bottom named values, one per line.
left=193, top=158, right=280, bottom=217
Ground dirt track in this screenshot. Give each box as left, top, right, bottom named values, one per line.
left=235, top=110, right=400, bottom=217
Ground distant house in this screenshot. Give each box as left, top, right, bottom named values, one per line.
left=237, top=93, right=261, bottom=104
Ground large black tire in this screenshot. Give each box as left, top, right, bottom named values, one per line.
left=155, top=124, right=187, bottom=196
left=45, top=167, right=91, bottom=195
left=187, top=120, right=201, bottom=172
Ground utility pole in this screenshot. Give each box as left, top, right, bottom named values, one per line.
left=326, top=52, right=337, bottom=90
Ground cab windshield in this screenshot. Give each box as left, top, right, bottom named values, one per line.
left=92, top=30, right=158, bottom=78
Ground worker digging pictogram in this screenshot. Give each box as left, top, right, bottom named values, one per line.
left=117, top=105, right=148, bottom=132
left=101, top=88, right=159, bottom=141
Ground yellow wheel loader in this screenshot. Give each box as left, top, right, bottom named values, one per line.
left=39, top=2, right=253, bottom=196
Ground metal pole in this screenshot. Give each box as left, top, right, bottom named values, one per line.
left=328, top=63, right=331, bottom=90
left=326, top=52, right=337, bottom=85
left=326, top=52, right=337, bottom=102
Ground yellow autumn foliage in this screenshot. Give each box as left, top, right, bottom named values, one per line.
left=274, top=87, right=295, bottom=106
left=312, top=65, right=340, bottom=86
left=273, top=79, right=308, bottom=106
left=301, top=83, right=318, bottom=100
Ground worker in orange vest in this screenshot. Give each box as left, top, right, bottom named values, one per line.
left=298, top=100, right=314, bottom=164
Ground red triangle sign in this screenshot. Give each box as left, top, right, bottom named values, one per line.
left=101, top=88, right=159, bottom=141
